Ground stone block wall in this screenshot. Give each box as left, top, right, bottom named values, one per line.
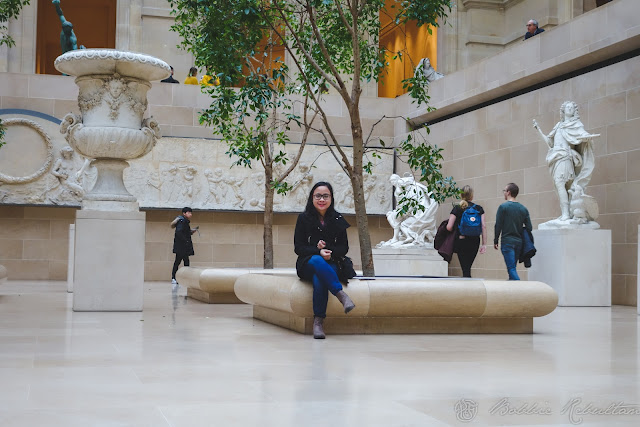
left=420, top=55, right=639, bottom=305
left=0, top=206, right=393, bottom=281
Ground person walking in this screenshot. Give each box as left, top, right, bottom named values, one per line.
left=294, top=182, right=356, bottom=339
left=171, top=207, right=197, bottom=285
left=446, top=185, right=486, bottom=277
left=494, top=183, right=532, bottom=280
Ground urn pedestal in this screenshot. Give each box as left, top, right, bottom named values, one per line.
left=528, top=229, right=611, bottom=306
left=55, top=49, right=170, bottom=311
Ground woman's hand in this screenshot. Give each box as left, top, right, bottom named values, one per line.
left=317, top=240, right=326, bottom=249
left=479, top=245, right=486, bottom=254
left=320, top=248, right=332, bottom=261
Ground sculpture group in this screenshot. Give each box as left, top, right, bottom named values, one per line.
left=377, top=174, right=439, bottom=248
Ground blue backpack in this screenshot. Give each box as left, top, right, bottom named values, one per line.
left=458, top=203, right=482, bottom=236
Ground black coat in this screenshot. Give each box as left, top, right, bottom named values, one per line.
left=519, top=226, right=536, bottom=267
left=173, top=215, right=194, bottom=256
left=294, top=210, right=350, bottom=280
left=434, top=220, right=456, bottom=263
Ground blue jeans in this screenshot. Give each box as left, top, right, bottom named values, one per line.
left=500, top=242, right=521, bottom=280
left=302, top=255, right=343, bottom=318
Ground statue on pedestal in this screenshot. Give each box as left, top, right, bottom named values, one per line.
left=376, top=174, right=438, bottom=248
left=52, top=0, right=82, bottom=54
left=414, top=58, right=444, bottom=83
left=533, top=101, right=600, bottom=229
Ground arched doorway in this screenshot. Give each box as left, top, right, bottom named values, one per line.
left=36, top=0, right=117, bottom=75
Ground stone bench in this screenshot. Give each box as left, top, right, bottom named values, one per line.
left=234, top=274, right=558, bottom=334
left=175, top=267, right=297, bottom=304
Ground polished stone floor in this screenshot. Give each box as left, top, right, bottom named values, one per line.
left=0, top=280, right=639, bottom=427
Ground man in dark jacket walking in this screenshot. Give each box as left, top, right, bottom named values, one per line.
left=494, top=183, right=532, bottom=280
left=171, top=207, right=196, bottom=285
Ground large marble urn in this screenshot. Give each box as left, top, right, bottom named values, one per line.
left=54, top=49, right=170, bottom=210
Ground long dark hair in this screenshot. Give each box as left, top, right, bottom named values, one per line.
left=304, top=181, right=336, bottom=218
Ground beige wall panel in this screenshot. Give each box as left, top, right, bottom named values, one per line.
left=607, top=118, right=640, bottom=154
left=486, top=102, right=512, bottom=130
left=625, top=212, right=640, bottom=244
left=23, top=239, right=68, bottom=261
left=474, top=129, right=500, bottom=153
left=597, top=213, right=628, bottom=244
left=589, top=92, right=627, bottom=129
left=49, top=261, right=68, bottom=280
left=1, top=260, right=50, bottom=280
left=452, top=134, right=475, bottom=160
left=145, top=242, right=171, bottom=262
left=1, top=96, right=55, bottom=115
left=605, top=181, right=640, bottom=214
left=0, top=239, right=23, bottom=259
left=0, top=219, right=50, bottom=240
left=510, top=142, right=539, bottom=171
left=627, top=87, right=640, bottom=120
left=590, top=153, right=627, bottom=186
left=140, top=15, right=194, bottom=85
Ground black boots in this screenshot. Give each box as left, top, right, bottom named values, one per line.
left=336, top=290, right=355, bottom=313
left=313, top=316, right=325, bottom=339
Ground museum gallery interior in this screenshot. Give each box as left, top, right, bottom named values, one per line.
left=1, top=0, right=639, bottom=425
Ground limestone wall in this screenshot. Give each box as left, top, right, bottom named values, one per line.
left=0, top=206, right=393, bottom=281
left=394, top=0, right=640, bottom=305
left=437, top=0, right=597, bottom=74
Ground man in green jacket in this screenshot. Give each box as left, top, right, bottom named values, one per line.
left=494, top=183, right=532, bottom=280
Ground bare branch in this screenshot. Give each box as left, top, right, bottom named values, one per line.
left=332, top=0, right=355, bottom=37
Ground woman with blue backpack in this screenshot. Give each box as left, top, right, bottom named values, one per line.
left=446, top=186, right=487, bottom=277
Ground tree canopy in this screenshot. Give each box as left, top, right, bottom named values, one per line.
left=0, top=0, right=31, bottom=148
left=170, top=0, right=458, bottom=276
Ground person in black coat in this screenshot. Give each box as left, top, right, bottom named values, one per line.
left=294, top=182, right=356, bottom=339
left=171, top=207, right=197, bottom=285
left=446, top=185, right=487, bottom=278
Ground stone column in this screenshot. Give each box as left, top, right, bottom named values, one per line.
left=67, top=224, right=75, bottom=293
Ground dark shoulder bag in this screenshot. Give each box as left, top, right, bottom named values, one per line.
left=336, top=256, right=356, bottom=282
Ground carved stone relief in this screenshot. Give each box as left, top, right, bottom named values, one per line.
left=0, top=119, right=54, bottom=184
left=1, top=127, right=393, bottom=214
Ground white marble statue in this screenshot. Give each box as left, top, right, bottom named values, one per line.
left=414, top=58, right=443, bottom=83
left=376, top=174, right=438, bottom=248
left=533, top=101, right=600, bottom=229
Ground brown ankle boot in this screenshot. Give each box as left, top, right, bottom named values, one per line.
left=313, top=316, right=325, bottom=339
left=336, top=290, right=355, bottom=313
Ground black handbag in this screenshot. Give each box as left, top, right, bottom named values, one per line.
left=336, top=256, right=356, bottom=282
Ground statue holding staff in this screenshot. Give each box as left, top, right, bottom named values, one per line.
left=533, top=101, right=600, bottom=228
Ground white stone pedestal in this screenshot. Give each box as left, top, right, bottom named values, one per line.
left=67, top=224, right=75, bottom=293
left=372, top=247, right=448, bottom=277
left=73, top=210, right=146, bottom=311
left=529, top=229, right=611, bottom=307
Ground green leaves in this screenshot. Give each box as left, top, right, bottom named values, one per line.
left=0, top=118, right=5, bottom=149
left=396, top=130, right=461, bottom=212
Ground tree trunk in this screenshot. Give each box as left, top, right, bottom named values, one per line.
left=351, top=171, right=374, bottom=276
left=263, top=165, right=274, bottom=269
left=349, top=107, right=374, bottom=277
